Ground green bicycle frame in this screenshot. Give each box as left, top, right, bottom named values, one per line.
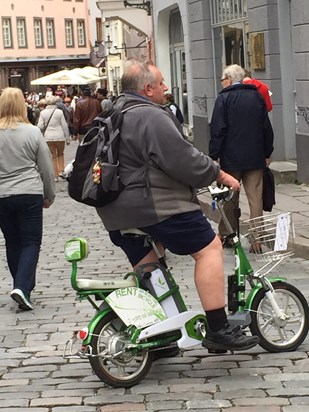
left=231, top=237, right=286, bottom=313
left=81, top=265, right=190, bottom=348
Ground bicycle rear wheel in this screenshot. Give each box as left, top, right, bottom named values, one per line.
left=89, top=311, right=154, bottom=388
left=250, top=281, right=309, bottom=352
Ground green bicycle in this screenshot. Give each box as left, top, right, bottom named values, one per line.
left=63, top=186, right=309, bottom=388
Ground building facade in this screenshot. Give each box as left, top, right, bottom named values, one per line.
left=152, top=0, right=309, bottom=183
left=95, top=0, right=153, bottom=96
left=0, top=0, right=91, bottom=93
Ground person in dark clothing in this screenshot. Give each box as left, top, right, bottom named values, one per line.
left=96, top=87, right=113, bottom=111
left=165, top=93, right=184, bottom=124
left=209, top=64, right=274, bottom=245
left=73, top=85, right=102, bottom=143
left=26, top=105, right=35, bottom=125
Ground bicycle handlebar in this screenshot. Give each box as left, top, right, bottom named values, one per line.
left=197, top=185, right=234, bottom=202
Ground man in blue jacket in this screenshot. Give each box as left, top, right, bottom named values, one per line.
left=209, top=64, right=274, bottom=247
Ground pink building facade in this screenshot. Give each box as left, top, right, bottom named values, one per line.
left=0, top=0, right=91, bottom=92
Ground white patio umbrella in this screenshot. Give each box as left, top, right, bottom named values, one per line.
left=70, top=67, right=104, bottom=83
left=73, top=66, right=103, bottom=78
left=31, top=68, right=103, bottom=86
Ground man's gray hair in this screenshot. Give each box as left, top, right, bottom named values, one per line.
left=121, top=60, right=156, bottom=93
left=222, top=64, right=245, bottom=83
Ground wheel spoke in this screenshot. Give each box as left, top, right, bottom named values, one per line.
left=117, top=364, right=126, bottom=377
left=277, top=326, right=288, bottom=342
left=259, top=317, right=275, bottom=334
left=284, top=314, right=303, bottom=325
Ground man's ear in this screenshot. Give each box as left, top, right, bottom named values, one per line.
left=144, top=83, right=153, bottom=97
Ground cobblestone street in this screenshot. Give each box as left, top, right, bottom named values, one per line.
left=1, top=142, right=309, bottom=411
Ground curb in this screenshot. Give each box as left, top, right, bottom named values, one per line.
left=198, top=194, right=309, bottom=260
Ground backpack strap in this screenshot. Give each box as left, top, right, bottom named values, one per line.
left=121, top=103, right=151, bottom=190
left=96, top=104, right=149, bottom=163
left=119, top=103, right=154, bottom=191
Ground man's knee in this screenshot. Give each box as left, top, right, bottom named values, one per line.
left=191, top=235, right=222, bottom=260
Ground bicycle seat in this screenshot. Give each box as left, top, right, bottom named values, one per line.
left=76, top=277, right=136, bottom=290
left=121, top=228, right=148, bottom=237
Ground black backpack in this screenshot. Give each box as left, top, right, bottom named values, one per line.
left=68, top=102, right=149, bottom=207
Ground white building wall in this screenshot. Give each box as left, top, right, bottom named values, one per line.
left=152, top=0, right=193, bottom=131
left=88, top=0, right=102, bottom=48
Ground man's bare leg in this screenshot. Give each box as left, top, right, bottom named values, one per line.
left=132, top=236, right=259, bottom=351
left=191, top=235, right=225, bottom=310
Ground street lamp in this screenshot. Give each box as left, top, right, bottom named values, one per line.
left=105, top=35, right=113, bottom=52
left=104, top=35, right=121, bottom=58
left=93, top=38, right=121, bottom=59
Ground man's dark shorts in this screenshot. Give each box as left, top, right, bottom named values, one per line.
left=109, top=210, right=216, bottom=266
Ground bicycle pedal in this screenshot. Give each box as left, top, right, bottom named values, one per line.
left=208, top=348, right=227, bottom=354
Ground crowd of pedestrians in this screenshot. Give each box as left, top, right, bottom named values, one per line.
left=24, top=85, right=115, bottom=181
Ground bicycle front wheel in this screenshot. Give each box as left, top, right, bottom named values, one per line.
left=250, top=281, right=309, bottom=352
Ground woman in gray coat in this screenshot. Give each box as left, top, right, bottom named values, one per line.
left=0, top=87, right=55, bottom=310
left=37, top=95, right=70, bottom=181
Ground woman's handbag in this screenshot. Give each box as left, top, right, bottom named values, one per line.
left=263, top=167, right=276, bottom=212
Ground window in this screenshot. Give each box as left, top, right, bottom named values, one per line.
left=34, top=18, right=43, bottom=48
left=77, top=19, right=86, bottom=47
left=211, top=0, right=248, bottom=25
left=2, top=17, right=13, bottom=48
left=17, top=18, right=27, bottom=48
left=46, top=19, right=55, bottom=47
left=65, top=19, right=74, bottom=47
left=96, top=17, right=102, bottom=43
left=210, top=0, right=249, bottom=95
left=169, top=10, right=188, bottom=124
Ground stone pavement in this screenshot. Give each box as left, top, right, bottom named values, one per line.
left=0, top=140, right=309, bottom=411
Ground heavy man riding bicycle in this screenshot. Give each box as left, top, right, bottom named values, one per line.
left=95, top=60, right=260, bottom=353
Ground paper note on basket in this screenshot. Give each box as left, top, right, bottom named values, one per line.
left=274, top=213, right=290, bottom=251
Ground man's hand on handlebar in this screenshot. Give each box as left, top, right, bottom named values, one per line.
left=216, top=170, right=240, bottom=192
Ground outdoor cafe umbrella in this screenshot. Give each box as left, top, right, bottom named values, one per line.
left=31, top=68, right=102, bottom=86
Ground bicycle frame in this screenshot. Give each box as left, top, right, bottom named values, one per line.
left=213, top=193, right=286, bottom=328
left=63, top=237, right=206, bottom=358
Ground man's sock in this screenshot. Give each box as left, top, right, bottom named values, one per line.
left=205, top=307, right=227, bottom=332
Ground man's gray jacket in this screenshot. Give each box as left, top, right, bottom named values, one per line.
left=96, top=93, right=220, bottom=231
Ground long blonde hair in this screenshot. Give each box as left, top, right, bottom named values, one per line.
left=0, top=87, right=28, bottom=129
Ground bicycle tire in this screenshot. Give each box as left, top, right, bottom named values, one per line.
left=89, top=311, right=154, bottom=388
left=250, top=281, right=309, bottom=352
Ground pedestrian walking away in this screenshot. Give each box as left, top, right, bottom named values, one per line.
left=209, top=64, right=274, bottom=250
left=73, top=85, right=102, bottom=143
left=0, top=87, right=55, bottom=311
left=37, top=95, right=70, bottom=181
left=95, top=60, right=260, bottom=353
